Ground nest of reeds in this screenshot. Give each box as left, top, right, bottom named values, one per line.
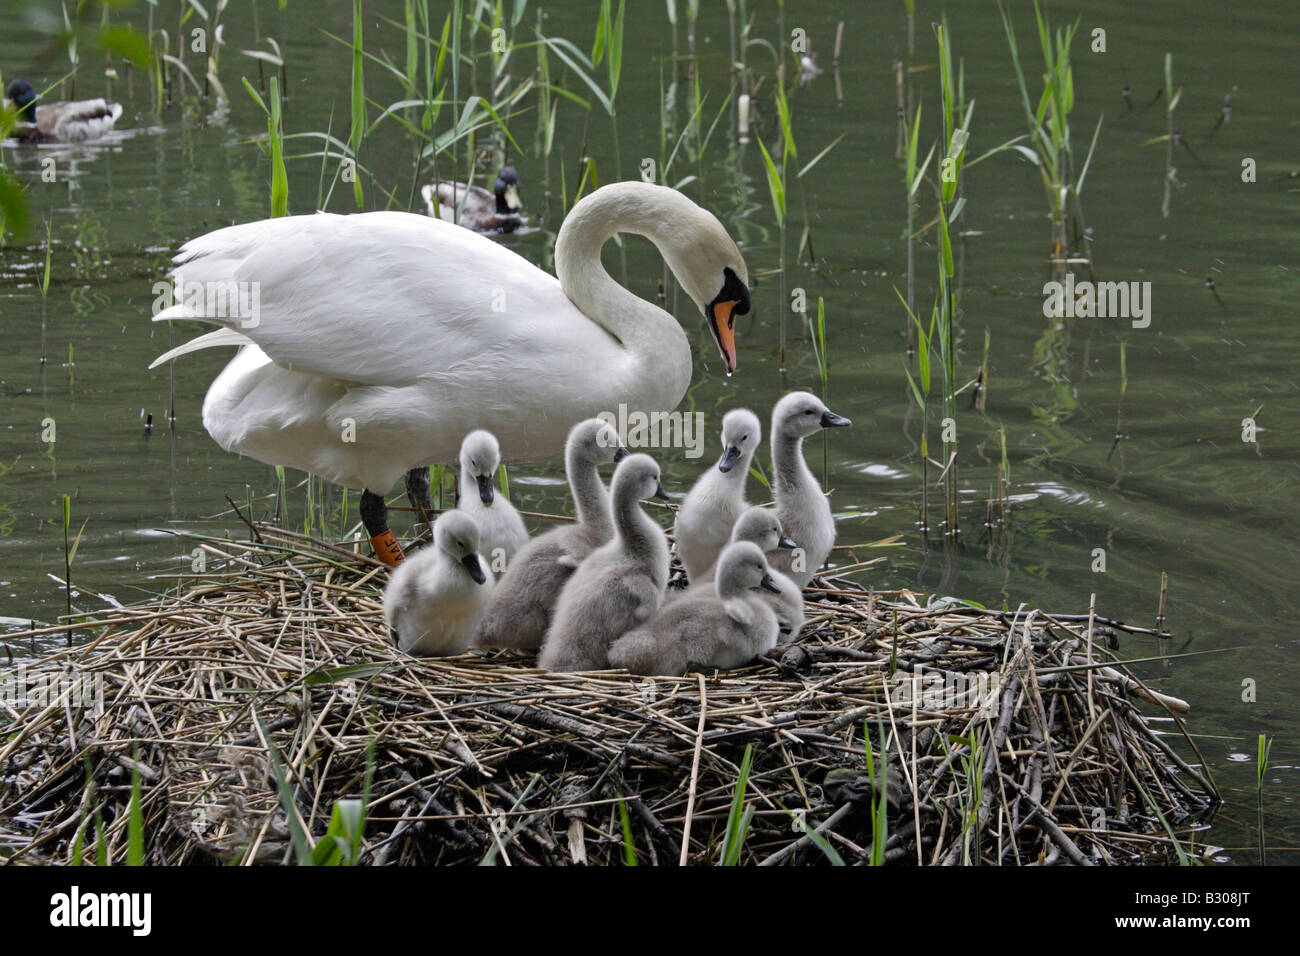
left=0, top=524, right=1218, bottom=866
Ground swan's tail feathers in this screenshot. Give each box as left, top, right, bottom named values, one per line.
left=151, top=301, right=239, bottom=327
left=148, top=328, right=253, bottom=369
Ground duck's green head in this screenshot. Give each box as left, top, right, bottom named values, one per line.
left=4, top=80, right=37, bottom=121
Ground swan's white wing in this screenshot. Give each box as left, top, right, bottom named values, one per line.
left=154, top=211, right=582, bottom=386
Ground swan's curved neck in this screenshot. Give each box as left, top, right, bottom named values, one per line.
left=568, top=450, right=612, bottom=536
left=614, top=490, right=659, bottom=555
left=555, top=183, right=695, bottom=395
left=773, top=432, right=815, bottom=493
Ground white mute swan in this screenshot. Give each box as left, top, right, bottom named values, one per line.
left=421, top=166, right=523, bottom=233
left=383, top=511, right=494, bottom=656
left=609, top=540, right=781, bottom=676
left=4, top=80, right=123, bottom=143
left=148, top=181, right=749, bottom=565
left=538, top=454, right=670, bottom=672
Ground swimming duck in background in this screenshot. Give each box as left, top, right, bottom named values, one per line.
left=3, top=80, right=123, bottom=143
left=421, top=166, right=524, bottom=234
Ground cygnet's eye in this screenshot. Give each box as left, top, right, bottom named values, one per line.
left=804, top=409, right=816, bottom=415
left=741, top=434, right=749, bottom=442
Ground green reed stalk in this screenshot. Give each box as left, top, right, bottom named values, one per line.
left=935, top=20, right=966, bottom=537
left=898, top=287, right=934, bottom=540
left=719, top=743, right=755, bottom=865
left=40, top=218, right=52, bottom=365
left=451, top=0, right=462, bottom=211
left=902, top=1, right=917, bottom=350
left=811, top=297, right=830, bottom=488
left=616, top=793, right=638, bottom=865
left=1257, top=733, right=1272, bottom=864
left=62, top=493, right=73, bottom=620
left=349, top=0, right=366, bottom=209
left=997, top=0, right=1102, bottom=270
left=243, top=75, right=290, bottom=216
left=60, top=494, right=86, bottom=626
left=269, top=76, right=288, bottom=216
left=594, top=0, right=625, bottom=179
left=127, top=750, right=144, bottom=865
left=1161, top=54, right=1176, bottom=219
left=274, top=465, right=286, bottom=523
left=864, top=723, right=889, bottom=865
left=957, top=733, right=984, bottom=865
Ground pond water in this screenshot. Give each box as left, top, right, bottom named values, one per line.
left=1, top=0, right=1296, bottom=862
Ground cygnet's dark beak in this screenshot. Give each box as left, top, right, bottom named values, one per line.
left=820, top=409, right=852, bottom=428
left=717, top=445, right=742, bottom=473
left=476, top=473, right=494, bottom=504
left=777, top=534, right=798, bottom=550
left=653, top=482, right=671, bottom=501
left=614, top=445, right=630, bottom=462
left=461, top=553, right=487, bottom=584
left=760, top=573, right=782, bottom=594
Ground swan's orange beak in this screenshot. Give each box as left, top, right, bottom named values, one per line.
left=709, top=300, right=740, bottom=373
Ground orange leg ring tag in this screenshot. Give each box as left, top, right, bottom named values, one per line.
left=370, top=530, right=406, bottom=566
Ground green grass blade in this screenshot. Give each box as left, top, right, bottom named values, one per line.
left=719, top=743, right=755, bottom=865
left=617, top=794, right=638, bottom=865
left=253, top=707, right=314, bottom=865
left=756, top=136, right=785, bottom=226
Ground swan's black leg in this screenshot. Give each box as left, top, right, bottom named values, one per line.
left=360, top=489, right=405, bottom=566
left=404, top=466, right=434, bottom=540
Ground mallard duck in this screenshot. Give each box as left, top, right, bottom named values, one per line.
left=420, top=166, right=523, bottom=233
left=148, top=181, right=749, bottom=567
left=4, top=80, right=123, bottom=143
